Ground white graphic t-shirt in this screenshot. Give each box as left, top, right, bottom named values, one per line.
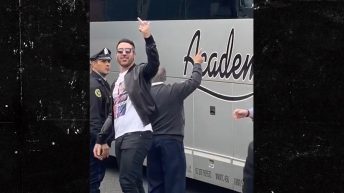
left=113, top=71, right=152, bottom=139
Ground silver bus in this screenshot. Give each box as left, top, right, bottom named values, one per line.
left=90, top=0, right=253, bottom=192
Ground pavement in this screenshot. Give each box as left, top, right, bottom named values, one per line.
left=100, top=157, right=237, bottom=193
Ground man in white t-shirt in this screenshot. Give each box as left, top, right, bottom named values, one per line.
left=93, top=17, right=160, bottom=193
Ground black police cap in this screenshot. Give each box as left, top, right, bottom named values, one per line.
left=90, top=48, right=112, bottom=61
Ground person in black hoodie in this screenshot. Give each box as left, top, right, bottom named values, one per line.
left=233, top=108, right=254, bottom=193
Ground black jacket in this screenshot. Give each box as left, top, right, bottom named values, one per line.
left=90, top=71, right=112, bottom=143
left=96, top=35, right=160, bottom=144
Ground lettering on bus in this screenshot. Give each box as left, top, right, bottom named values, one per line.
left=234, top=178, right=244, bottom=187
left=195, top=168, right=212, bottom=178
left=215, top=173, right=230, bottom=183
left=183, top=29, right=253, bottom=101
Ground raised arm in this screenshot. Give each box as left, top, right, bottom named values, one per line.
left=138, top=17, right=160, bottom=80
left=171, top=49, right=204, bottom=100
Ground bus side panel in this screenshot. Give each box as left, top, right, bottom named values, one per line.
left=91, top=19, right=253, bottom=192
left=193, top=81, right=253, bottom=158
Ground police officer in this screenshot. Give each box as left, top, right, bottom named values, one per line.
left=90, top=48, right=113, bottom=193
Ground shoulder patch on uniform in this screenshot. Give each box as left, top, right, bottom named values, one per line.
left=95, top=89, right=102, bottom=97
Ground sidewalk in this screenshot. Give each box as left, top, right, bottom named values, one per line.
left=100, top=157, right=237, bottom=193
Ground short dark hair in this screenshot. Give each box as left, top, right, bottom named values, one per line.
left=116, top=38, right=135, bottom=49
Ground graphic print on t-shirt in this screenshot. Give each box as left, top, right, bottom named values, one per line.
left=114, top=82, right=128, bottom=119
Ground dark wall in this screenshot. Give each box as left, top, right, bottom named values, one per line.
left=255, top=1, right=344, bottom=192
left=0, top=0, right=89, bottom=192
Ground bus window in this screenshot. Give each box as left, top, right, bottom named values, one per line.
left=146, top=0, right=184, bottom=20
left=238, top=0, right=253, bottom=18
left=90, top=0, right=253, bottom=22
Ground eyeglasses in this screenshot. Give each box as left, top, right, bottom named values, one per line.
left=117, top=48, right=133, bottom=54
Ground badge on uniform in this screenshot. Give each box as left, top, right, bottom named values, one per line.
left=95, top=89, right=102, bottom=97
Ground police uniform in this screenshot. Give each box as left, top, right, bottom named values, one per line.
left=89, top=48, right=113, bottom=193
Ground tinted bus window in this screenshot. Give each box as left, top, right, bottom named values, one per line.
left=90, top=0, right=253, bottom=21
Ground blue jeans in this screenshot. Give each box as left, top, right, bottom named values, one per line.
left=147, top=136, right=186, bottom=193
left=90, top=139, right=106, bottom=193
left=115, top=131, right=153, bottom=193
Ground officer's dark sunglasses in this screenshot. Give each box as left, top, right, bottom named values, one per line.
left=117, top=48, right=133, bottom=54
